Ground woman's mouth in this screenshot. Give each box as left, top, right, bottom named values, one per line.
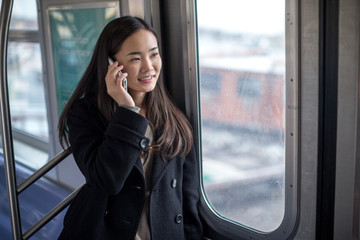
left=138, top=75, right=154, bottom=83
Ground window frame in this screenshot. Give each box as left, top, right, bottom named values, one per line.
left=184, top=0, right=299, bottom=239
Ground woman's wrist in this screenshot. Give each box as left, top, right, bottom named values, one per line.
left=118, top=104, right=141, bottom=113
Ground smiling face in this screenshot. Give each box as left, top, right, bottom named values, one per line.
left=114, top=29, right=162, bottom=104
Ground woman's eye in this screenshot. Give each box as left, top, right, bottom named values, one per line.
left=131, top=57, right=140, bottom=62
left=151, top=52, right=159, bottom=57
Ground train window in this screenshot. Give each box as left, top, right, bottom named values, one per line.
left=7, top=41, right=49, bottom=168
left=8, top=42, right=48, bottom=139
left=9, top=0, right=38, bottom=31
left=197, top=0, right=286, bottom=232
left=200, top=72, right=221, bottom=101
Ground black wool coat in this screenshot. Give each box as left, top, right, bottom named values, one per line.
left=58, top=98, right=203, bottom=240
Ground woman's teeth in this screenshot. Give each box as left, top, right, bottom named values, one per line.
left=139, top=76, right=152, bottom=81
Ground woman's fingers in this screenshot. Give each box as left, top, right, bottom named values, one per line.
left=106, top=62, right=123, bottom=89
left=105, top=63, right=133, bottom=106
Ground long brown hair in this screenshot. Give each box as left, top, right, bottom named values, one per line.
left=58, top=16, right=193, bottom=159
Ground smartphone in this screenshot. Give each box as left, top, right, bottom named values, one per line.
left=108, top=57, right=127, bottom=92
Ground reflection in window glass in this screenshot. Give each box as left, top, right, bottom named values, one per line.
left=7, top=42, right=48, bottom=139
left=9, top=0, right=38, bottom=30
left=197, top=0, right=285, bottom=232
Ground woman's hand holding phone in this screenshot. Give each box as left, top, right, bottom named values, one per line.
left=105, top=59, right=135, bottom=107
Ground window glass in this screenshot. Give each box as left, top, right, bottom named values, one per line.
left=9, top=0, right=38, bottom=30
left=197, top=0, right=286, bottom=232
left=7, top=42, right=48, bottom=140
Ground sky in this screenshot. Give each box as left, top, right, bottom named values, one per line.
left=196, top=0, right=286, bottom=35
left=0, top=0, right=38, bottom=20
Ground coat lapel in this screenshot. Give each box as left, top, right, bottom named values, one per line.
left=150, top=152, right=167, bottom=190
left=149, top=129, right=177, bottom=190
left=134, top=157, right=144, bottom=176
left=150, top=152, right=179, bottom=190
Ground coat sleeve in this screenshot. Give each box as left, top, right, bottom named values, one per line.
left=67, top=100, right=149, bottom=195
left=182, top=146, right=203, bottom=239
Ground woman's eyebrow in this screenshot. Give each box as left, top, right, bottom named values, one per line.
left=127, top=47, right=158, bottom=56
left=149, top=47, right=158, bottom=52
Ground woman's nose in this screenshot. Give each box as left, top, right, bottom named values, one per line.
left=141, top=58, right=153, bottom=72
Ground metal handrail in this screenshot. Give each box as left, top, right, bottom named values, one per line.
left=0, top=1, right=82, bottom=239
left=0, top=0, right=22, bottom=239
left=16, top=148, right=80, bottom=240
left=18, top=148, right=72, bottom=193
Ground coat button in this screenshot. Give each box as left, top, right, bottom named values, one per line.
left=140, top=139, right=148, bottom=149
left=171, top=179, right=177, bottom=188
left=175, top=214, right=183, bottom=224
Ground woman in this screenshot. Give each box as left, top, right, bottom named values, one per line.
left=57, top=16, right=203, bottom=240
